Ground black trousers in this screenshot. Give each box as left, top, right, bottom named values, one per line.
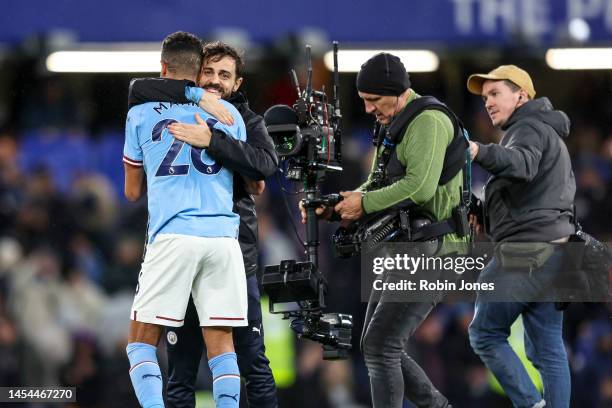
left=360, top=268, right=451, bottom=408
left=166, top=274, right=278, bottom=408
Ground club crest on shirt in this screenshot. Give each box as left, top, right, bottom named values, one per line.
left=167, top=330, right=178, bottom=345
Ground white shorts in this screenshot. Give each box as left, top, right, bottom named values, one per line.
left=130, top=234, right=247, bottom=327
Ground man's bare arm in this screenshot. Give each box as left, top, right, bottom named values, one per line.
left=124, top=163, right=145, bottom=202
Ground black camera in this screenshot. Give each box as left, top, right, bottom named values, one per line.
left=333, top=209, right=406, bottom=258
left=295, top=312, right=353, bottom=360
left=263, top=49, right=342, bottom=181
left=261, top=43, right=353, bottom=360
left=262, top=260, right=323, bottom=312
left=332, top=207, right=443, bottom=259
left=265, top=101, right=338, bottom=163
left=261, top=259, right=353, bottom=360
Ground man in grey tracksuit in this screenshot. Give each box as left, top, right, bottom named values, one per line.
left=466, top=65, right=574, bottom=408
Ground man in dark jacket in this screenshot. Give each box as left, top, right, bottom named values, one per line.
left=466, top=65, right=574, bottom=408
left=128, top=41, right=279, bottom=408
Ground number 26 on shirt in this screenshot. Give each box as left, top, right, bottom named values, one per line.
left=151, top=118, right=222, bottom=177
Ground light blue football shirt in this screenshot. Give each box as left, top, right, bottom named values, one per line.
left=123, top=97, right=246, bottom=243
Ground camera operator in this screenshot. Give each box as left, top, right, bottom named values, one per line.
left=466, top=65, right=574, bottom=408
left=301, top=53, right=465, bottom=408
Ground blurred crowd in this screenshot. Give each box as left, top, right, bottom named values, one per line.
left=0, top=60, right=610, bottom=407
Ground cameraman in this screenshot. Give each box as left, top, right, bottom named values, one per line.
left=301, top=53, right=464, bottom=408
left=466, top=66, right=574, bottom=408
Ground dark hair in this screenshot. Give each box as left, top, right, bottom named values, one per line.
left=503, top=79, right=521, bottom=93
left=202, top=41, right=244, bottom=78
left=502, top=80, right=532, bottom=100
left=161, top=31, right=203, bottom=77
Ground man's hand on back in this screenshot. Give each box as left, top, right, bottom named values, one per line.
left=199, top=91, right=234, bottom=126
left=168, top=113, right=212, bottom=148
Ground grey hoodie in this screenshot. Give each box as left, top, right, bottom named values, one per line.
left=475, top=97, right=576, bottom=242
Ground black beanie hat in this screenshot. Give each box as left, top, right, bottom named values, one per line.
left=356, top=53, right=411, bottom=96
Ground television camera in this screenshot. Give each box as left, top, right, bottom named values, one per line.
left=261, top=42, right=353, bottom=360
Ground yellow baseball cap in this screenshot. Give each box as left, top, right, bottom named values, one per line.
left=467, top=65, right=536, bottom=99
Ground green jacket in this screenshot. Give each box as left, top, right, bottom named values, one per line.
left=358, top=91, right=465, bottom=243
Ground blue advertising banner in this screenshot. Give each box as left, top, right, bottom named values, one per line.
left=2, top=0, right=612, bottom=45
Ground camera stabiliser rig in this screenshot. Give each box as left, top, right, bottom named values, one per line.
left=261, top=42, right=353, bottom=360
